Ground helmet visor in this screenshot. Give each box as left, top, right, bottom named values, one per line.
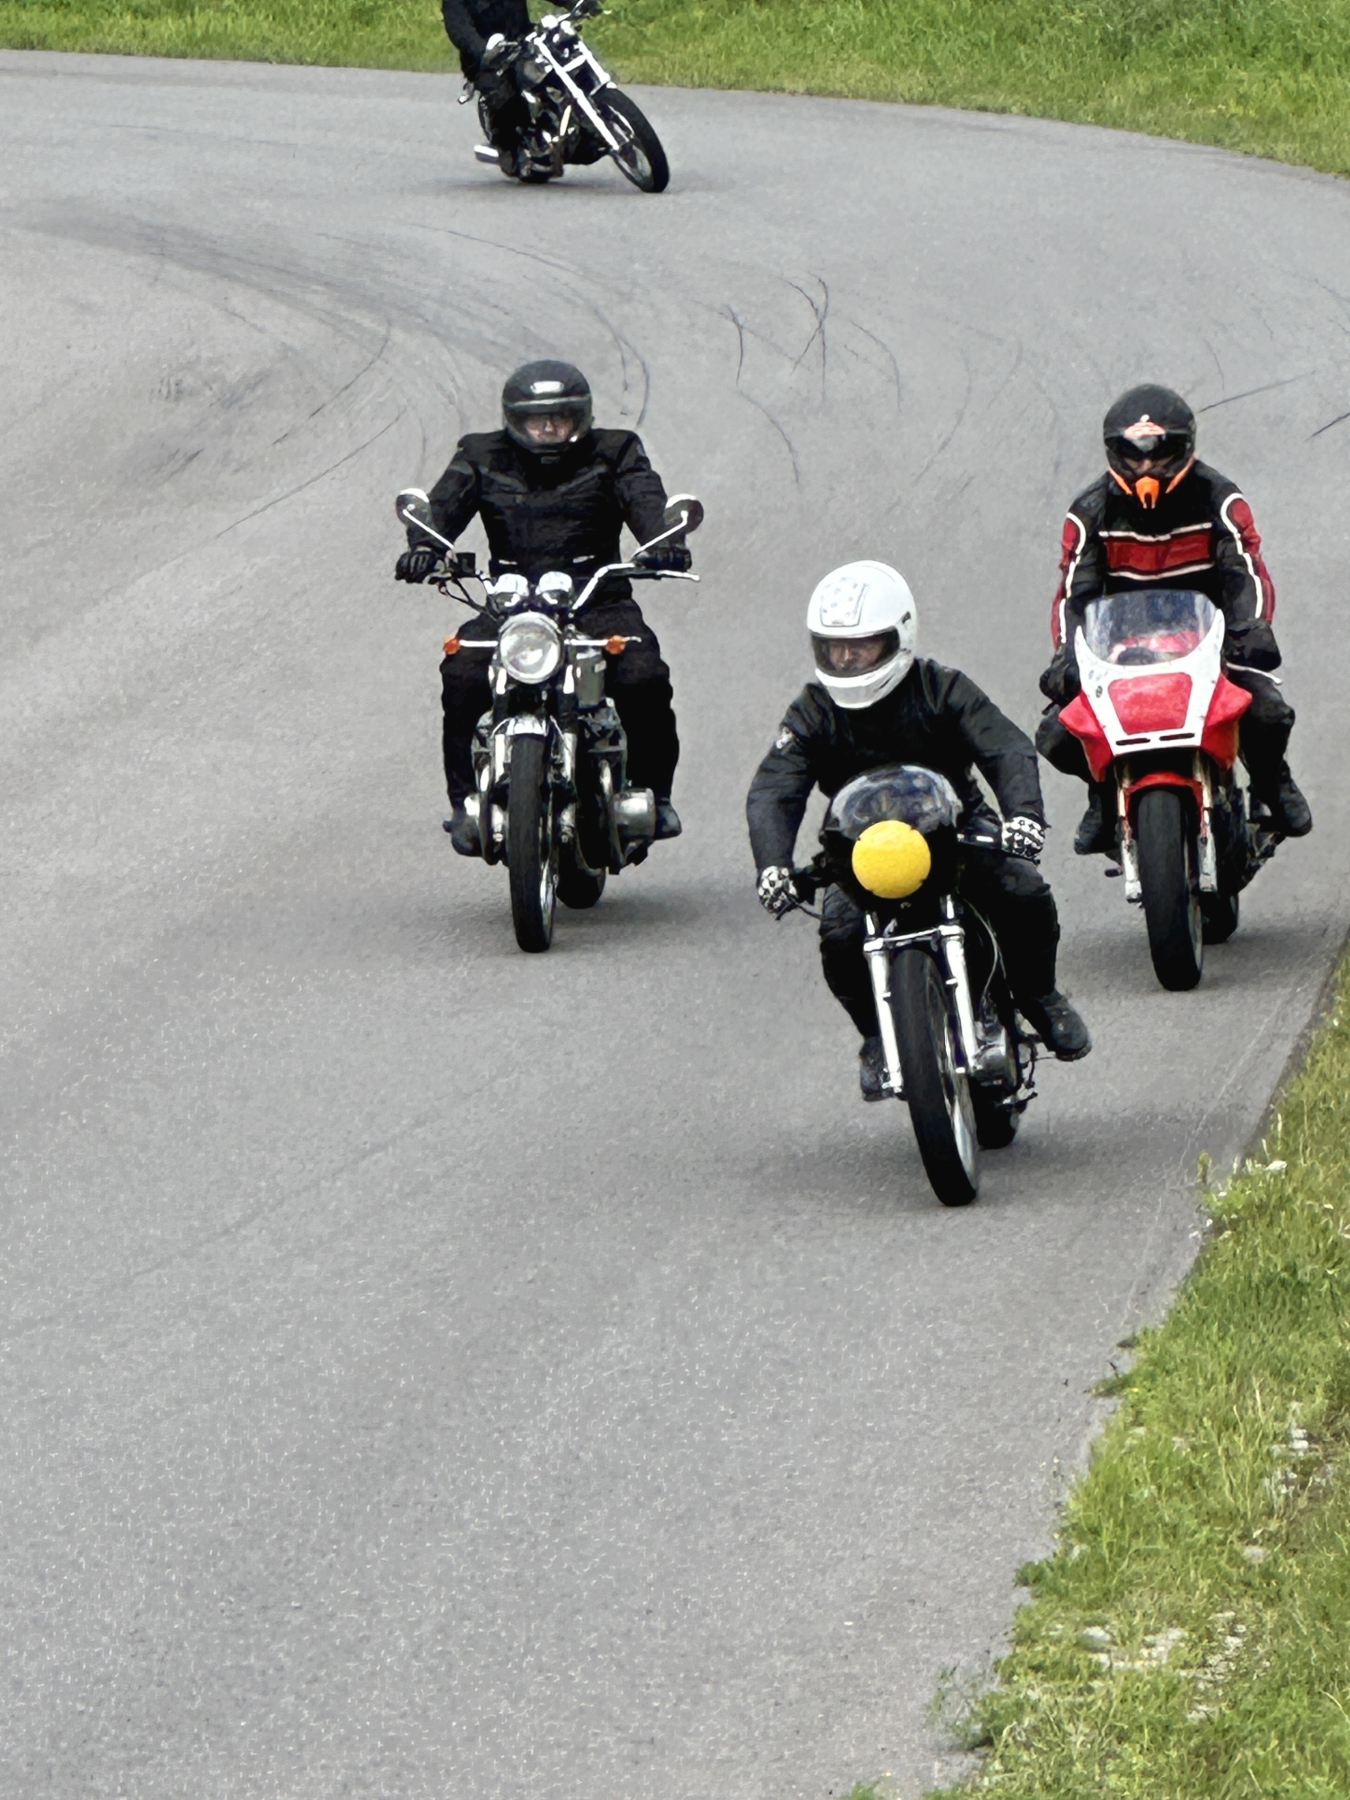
left=1108, top=430, right=1191, bottom=473
left=812, top=629, right=900, bottom=677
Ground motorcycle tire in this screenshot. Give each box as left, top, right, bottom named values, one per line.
left=1135, top=787, right=1204, bottom=991
left=1201, top=891, right=1240, bottom=944
left=595, top=89, right=669, bottom=193
left=973, top=1092, right=1020, bottom=1150
left=557, top=859, right=606, bottom=910
left=506, top=734, right=558, bottom=953
left=891, top=946, right=980, bottom=1206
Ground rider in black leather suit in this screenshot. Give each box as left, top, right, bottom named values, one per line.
left=440, top=0, right=533, bottom=169
left=396, top=361, right=690, bottom=848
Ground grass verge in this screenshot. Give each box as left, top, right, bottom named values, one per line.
left=878, top=955, right=1350, bottom=1799
left=5, top=2, right=1350, bottom=180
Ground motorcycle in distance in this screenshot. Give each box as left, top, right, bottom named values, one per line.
left=467, top=0, right=670, bottom=192
left=783, top=764, right=1039, bottom=1208
left=393, top=487, right=702, bottom=953
left=1058, top=588, right=1281, bottom=992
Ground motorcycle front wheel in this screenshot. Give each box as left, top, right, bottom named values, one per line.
left=507, top=735, right=558, bottom=952
left=1135, top=787, right=1204, bottom=990
left=891, top=946, right=979, bottom=1206
left=595, top=90, right=669, bottom=193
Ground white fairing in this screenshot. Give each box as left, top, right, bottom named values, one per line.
left=1072, top=604, right=1225, bottom=756
left=807, top=560, right=917, bottom=710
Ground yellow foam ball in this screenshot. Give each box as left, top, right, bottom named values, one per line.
left=851, top=819, right=932, bottom=899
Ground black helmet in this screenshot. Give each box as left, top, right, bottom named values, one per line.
left=502, top=360, right=593, bottom=457
left=1103, top=384, right=1196, bottom=510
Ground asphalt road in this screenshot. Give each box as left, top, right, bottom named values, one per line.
left=3, top=51, right=1350, bottom=1799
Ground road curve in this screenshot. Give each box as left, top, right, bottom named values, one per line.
left=3, top=51, right=1349, bottom=1799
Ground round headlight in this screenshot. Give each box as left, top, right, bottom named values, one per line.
left=851, top=819, right=931, bottom=899
left=499, top=614, right=562, bottom=684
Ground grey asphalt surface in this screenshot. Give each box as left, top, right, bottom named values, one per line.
left=3, top=50, right=1350, bottom=1798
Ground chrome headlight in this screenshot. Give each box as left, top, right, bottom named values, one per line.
left=498, top=613, right=562, bottom=684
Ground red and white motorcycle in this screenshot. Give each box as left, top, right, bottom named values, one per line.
left=1059, top=588, right=1280, bottom=990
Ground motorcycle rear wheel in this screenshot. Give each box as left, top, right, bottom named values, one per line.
left=891, top=946, right=980, bottom=1206
left=1135, top=787, right=1204, bottom=990
left=596, top=90, right=669, bottom=193
left=1201, top=891, right=1240, bottom=944
left=507, top=734, right=558, bottom=953
left=557, top=858, right=606, bottom=910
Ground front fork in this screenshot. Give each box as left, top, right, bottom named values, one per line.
left=1115, top=755, right=1217, bottom=904
left=863, top=901, right=980, bottom=1100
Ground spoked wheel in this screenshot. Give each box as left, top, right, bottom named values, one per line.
left=1201, top=891, right=1240, bottom=944
left=596, top=90, right=670, bottom=192
left=1135, top=787, right=1204, bottom=990
left=891, top=946, right=979, bottom=1206
left=506, top=735, right=558, bottom=952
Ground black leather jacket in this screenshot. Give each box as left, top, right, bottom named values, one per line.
left=441, top=0, right=530, bottom=72
left=420, top=427, right=672, bottom=596
left=747, top=661, right=1045, bottom=873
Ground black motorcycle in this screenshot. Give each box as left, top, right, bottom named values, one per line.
left=468, top=0, right=669, bottom=192
left=788, top=766, right=1038, bottom=1207
left=394, top=487, right=701, bottom=952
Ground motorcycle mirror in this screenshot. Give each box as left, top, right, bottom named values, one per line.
left=395, top=487, right=433, bottom=527
left=663, top=493, right=703, bottom=536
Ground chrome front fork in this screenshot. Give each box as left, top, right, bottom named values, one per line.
left=863, top=902, right=980, bottom=1100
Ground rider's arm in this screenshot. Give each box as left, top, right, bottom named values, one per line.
left=936, top=667, right=1047, bottom=824
left=746, top=692, right=824, bottom=871
left=424, top=439, right=483, bottom=547
left=1050, top=502, right=1107, bottom=651
left=1212, top=480, right=1279, bottom=646
left=613, top=432, right=674, bottom=549
left=441, top=0, right=489, bottom=66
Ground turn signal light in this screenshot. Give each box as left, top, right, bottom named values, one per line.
left=605, top=635, right=627, bottom=654
left=443, top=637, right=461, bottom=655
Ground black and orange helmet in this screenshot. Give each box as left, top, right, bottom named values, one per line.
left=1104, top=384, right=1195, bottom=510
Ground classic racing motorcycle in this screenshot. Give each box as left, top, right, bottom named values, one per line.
left=394, top=487, right=701, bottom=953
left=789, top=765, right=1038, bottom=1208
left=467, top=0, right=670, bottom=192
left=1058, top=588, right=1280, bottom=991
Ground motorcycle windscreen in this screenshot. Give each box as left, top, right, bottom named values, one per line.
left=1083, top=588, right=1217, bottom=667
left=824, top=764, right=962, bottom=840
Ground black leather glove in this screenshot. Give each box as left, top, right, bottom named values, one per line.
left=395, top=544, right=445, bottom=584
left=1224, top=618, right=1281, bottom=672
left=1039, top=650, right=1081, bottom=705
left=634, top=544, right=692, bottom=573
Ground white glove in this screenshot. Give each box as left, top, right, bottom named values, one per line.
left=756, top=865, right=798, bottom=918
left=1000, top=816, right=1046, bottom=863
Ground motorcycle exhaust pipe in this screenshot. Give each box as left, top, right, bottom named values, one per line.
left=613, top=787, right=656, bottom=841
left=473, top=144, right=501, bottom=164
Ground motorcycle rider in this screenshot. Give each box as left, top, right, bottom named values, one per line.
left=440, top=0, right=533, bottom=174
left=747, top=562, right=1091, bottom=1100
left=1037, top=383, right=1313, bottom=853
left=396, top=359, right=690, bottom=851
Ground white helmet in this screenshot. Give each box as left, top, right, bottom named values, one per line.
left=807, top=561, right=917, bottom=710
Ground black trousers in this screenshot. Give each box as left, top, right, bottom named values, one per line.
left=819, top=847, right=1061, bottom=1039
left=440, top=595, right=679, bottom=803
left=1036, top=667, right=1296, bottom=793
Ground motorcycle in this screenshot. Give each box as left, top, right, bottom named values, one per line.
left=393, top=487, right=702, bottom=953
left=785, top=765, right=1038, bottom=1208
left=1058, top=588, right=1280, bottom=991
left=466, top=0, right=670, bottom=192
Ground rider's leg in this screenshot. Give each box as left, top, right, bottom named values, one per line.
left=958, top=847, right=1091, bottom=1060
left=1230, top=669, right=1311, bottom=836
left=586, top=597, right=680, bottom=817
left=818, top=887, right=886, bottom=1098
left=440, top=619, right=495, bottom=802
left=1036, top=704, right=1115, bottom=856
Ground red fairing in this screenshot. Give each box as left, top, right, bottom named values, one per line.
left=1107, top=671, right=1192, bottom=733
left=1128, top=770, right=1203, bottom=815
left=1200, top=673, right=1252, bottom=769
left=1059, top=691, right=1113, bottom=782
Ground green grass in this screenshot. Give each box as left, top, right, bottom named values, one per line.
left=907, top=960, right=1350, bottom=1800
left=6, top=1, right=1350, bottom=179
